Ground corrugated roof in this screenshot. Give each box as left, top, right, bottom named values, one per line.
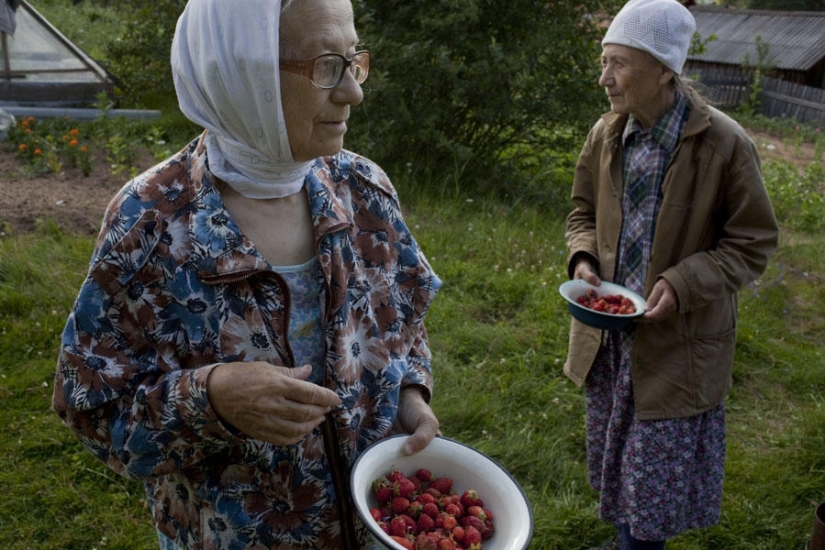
left=688, top=6, right=825, bottom=71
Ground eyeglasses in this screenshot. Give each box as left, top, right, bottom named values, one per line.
left=279, top=50, right=370, bottom=89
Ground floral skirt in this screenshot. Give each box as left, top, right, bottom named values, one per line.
left=585, top=330, right=726, bottom=541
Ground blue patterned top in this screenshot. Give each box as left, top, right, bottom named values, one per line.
left=273, top=258, right=326, bottom=370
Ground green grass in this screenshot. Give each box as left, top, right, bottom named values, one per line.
left=2, top=154, right=822, bottom=549
left=7, top=2, right=823, bottom=549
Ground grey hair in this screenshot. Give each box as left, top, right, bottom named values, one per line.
left=279, top=0, right=300, bottom=58
left=672, top=74, right=695, bottom=96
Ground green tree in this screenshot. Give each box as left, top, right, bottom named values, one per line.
left=348, top=0, right=619, bottom=190
left=105, top=1, right=187, bottom=109
left=101, top=0, right=620, bottom=196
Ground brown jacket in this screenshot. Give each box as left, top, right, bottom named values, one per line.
left=564, top=91, right=778, bottom=420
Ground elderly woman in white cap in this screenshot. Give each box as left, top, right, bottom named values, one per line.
left=563, top=0, right=778, bottom=548
left=52, top=0, right=442, bottom=548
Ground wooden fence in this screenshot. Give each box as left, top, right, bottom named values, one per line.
left=684, top=67, right=825, bottom=127
left=760, top=77, right=825, bottom=126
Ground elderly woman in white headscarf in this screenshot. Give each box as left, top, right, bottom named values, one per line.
left=52, top=0, right=441, bottom=548
left=563, top=0, right=777, bottom=548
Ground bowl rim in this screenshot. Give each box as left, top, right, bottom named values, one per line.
left=350, top=434, right=534, bottom=550
left=559, top=279, right=646, bottom=320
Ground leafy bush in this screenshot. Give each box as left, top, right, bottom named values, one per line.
left=105, top=1, right=187, bottom=109
left=96, top=0, right=616, bottom=206
left=348, top=0, right=618, bottom=193
left=763, top=159, right=825, bottom=233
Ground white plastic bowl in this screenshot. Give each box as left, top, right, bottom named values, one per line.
left=351, top=435, right=533, bottom=550
left=559, top=279, right=646, bottom=330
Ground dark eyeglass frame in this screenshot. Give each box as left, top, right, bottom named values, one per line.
left=279, top=50, right=370, bottom=89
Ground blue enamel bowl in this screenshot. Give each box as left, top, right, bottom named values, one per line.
left=559, top=279, right=646, bottom=330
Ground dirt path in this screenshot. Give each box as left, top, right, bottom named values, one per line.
left=0, top=130, right=819, bottom=236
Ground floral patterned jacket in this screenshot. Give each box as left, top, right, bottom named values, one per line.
left=52, top=134, right=442, bottom=549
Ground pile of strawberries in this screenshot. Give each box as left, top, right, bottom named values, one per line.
left=576, top=289, right=637, bottom=315
left=368, top=468, right=495, bottom=550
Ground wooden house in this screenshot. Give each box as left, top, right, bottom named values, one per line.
left=686, top=6, right=825, bottom=89
left=684, top=6, right=825, bottom=124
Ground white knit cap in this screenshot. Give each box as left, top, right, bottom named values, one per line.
left=602, top=0, right=696, bottom=74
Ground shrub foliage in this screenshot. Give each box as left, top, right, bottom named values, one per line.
left=100, top=0, right=618, bottom=192
left=349, top=0, right=617, bottom=186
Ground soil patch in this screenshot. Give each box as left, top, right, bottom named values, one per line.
left=0, top=130, right=818, bottom=236
left=0, top=147, right=156, bottom=236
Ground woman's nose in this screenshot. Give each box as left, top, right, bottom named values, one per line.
left=598, top=66, right=612, bottom=88
left=332, top=70, right=364, bottom=106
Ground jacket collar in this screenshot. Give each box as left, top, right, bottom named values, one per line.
left=187, top=133, right=354, bottom=282
left=602, top=87, right=712, bottom=144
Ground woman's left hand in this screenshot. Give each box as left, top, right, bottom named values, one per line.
left=641, top=278, right=679, bottom=322
left=390, top=386, right=440, bottom=456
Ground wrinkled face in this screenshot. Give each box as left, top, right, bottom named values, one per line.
left=279, top=0, right=364, bottom=161
left=599, top=44, right=671, bottom=127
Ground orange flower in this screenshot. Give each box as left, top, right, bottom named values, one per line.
left=80, top=146, right=89, bottom=153
left=69, top=128, right=79, bottom=136
left=69, top=139, right=79, bottom=147
left=34, top=148, right=42, bottom=155
left=18, top=143, right=27, bottom=152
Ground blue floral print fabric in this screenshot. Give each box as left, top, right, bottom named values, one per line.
left=52, top=133, right=441, bottom=550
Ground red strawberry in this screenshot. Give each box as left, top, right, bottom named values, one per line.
left=459, top=489, right=483, bottom=509
left=459, top=515, right=485, bottom=533
left=391, top=535, right=414, bottom=550
left=481, top=518, right=495, bottom=540
left=413, top=533, right=438, bottom=550
left=428, top=477, right=453, bottom=495
left=409, top=475, right=423, bottom=492
left=451, top=525, right=465, bottom=544
left=437, top=538, right=455, bottom=550
left=419, top=492, right=436, bottom=505
left=401, top=514, right=417, bottom=532
left=392, top=496, right=411, bottom=514
left=370, top=507, right=382, bottom=521
left=416, top=512, right=435, bottom=534
left=415, top=468, right=433, bottom=482
left=396, top=477, right=417, bottom=498
left=390, top=516, right=410, bottom=537
left=373, top=477, right=393, bottom=503
left=422, top=502, right=439, bottom=518
left=424, top=486, right=442, bottom=499
left=438, top=512, right=457, bottom=530
left=463, top=525, right=482, bottom=548
left=444, top=502, right=461, bottom=517
left=407, top=500, right=423, bottom=519
left=461, top=513, right=494, bottom=540
left=389, top=469, right=407, bottom=483
left=466, top=505, right=487, bottom=522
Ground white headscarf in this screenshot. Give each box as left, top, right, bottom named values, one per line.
left=171, top=0, right=312, bottom=199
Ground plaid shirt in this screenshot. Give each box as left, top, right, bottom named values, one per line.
left=615, top=93, right=690, bottom=290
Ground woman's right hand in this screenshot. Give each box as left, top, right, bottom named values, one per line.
left=207, top=362, right=341, bottom=445
left=573, top=257, right=601, bottom=287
